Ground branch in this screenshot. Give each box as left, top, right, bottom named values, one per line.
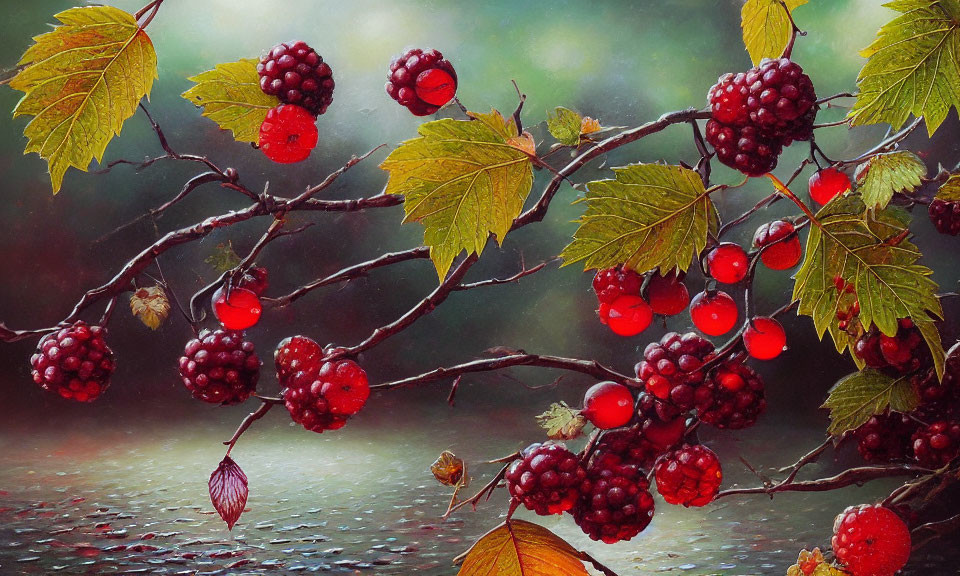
left=716, top=463, right=931, bottom=499
left=223, top=400, right=275, bottom=456
left=912, top=513, right=960, bottom=550
left=443, top=461, right=511, bottom=520
left=453, top=260, right=551, bottom=291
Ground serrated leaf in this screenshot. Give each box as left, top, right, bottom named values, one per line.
left=536, top=402, right=587, bottom=440
left=457, top=519, right=589, bottom=576
left=855, top=151, right=927, bottom=210
left=822, top=369, right=920, bottom=435
left=793, top=195, right=943, bottom=364
left=560, top=164, right=718, bottom=274
left=848, top=0, right=960, bottom=136
left=547, top=107, right=583, bottom=146
left=9, top=6, right=158, bottom=194
left=209, top=456, right=248, bottom=530
left=741, top=0, right=809, bottom=65
left=380, top=109, right=534, bottom=279
left=206, top=242, right=242, bottom=273
left=129, top=285, right=170, bottom=330
left=934, top=173, right=960, bottom=201
left=181, top=59, right=280, bottom=144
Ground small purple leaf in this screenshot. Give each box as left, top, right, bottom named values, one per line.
left=209, top=456, right=248, bottom=530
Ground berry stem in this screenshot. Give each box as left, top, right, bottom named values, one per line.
left=766, top=173, right=822, bottom=229
left=222, top=400, right=274, bottom=457
left=778, top=0, right=805, bottom=60
left=579, top=550, right=622, bottom=576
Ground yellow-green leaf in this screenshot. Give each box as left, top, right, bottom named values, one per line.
left=457, top=519, right=589, bottom=576
left=822, top=369, right=920, bottom=435
left=536, top=402, right=586, bottom=440
left=9, top=6, right=158, bottom=194
left=380, top=109, right=534, bottom=279
left=130, top=285, right=170, bottom=330
left=848, top=0, right=960, bottom=136
left=560, top=164, right=718, bottom=274
left=181, top=59, right=280, bottom=144
left=787, top=548, right=851, bottom=576
left=855, top=151, right=927, bottom=210
left=206, top=242, right=242, bottom=273
left=934, top=173, right=960, bottom=201
left=741, top=0, right=809, bottom=64
left=547, top=107, right=583, bottom=146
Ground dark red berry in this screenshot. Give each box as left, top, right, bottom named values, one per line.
left=856, top=319, right=930, bottom=375
left=212, top=287, right=262, bottom=331
left=809, top=167, right=851, bottom=205
left=705, top=119, right=781, bottom=176
left=572, top=452, right=655, bottom=543
left=259, top=104, right=318, bottom=164
left=853, top=329, right=887, bottom=369
left=283, top=359, right=370, bottom=432
left=275, top=335, right=324, bottom=382
left=854, top=413, right=917, bottom=463
left=690, top=290, right=739, bottom=336
left=178, top=329, right=261, bottom=405
left=592, top=266, right=642, bottom=305
left=636, top=332, right=716, bottom=411
left=594, top=409, right=686, bottom=470
left=753, top=220, right=802, bottom=270
left=707, top=72, right=750, bottom=125
left=832, top=504, right=911, bottom=576
left=929, top=197, right=960, bottom=236
left=505, top=443, right=585, bottom=515
left=706, top=243, right=749, bottom=284
left=696, top=360, right=766, bottom=430
left=742, top=317, right=786, bottom=360
left=654, top=444, right=722, bottom=507
left=743, top=58, right=817, bottom=139
left=30, top=321, right=115, bottom=402
left=386, top=48, right=457, bottom=116
left=912, top=420, right=960, bottom=467
left=606, top=295, right=653, bottom=337
left=582, top=381, right=635, bottom=430
left=257, top=41, right=334, bottom=116
left=238, top=267, right=269, bottom=297
left=646, top=271, right=690, bottom=316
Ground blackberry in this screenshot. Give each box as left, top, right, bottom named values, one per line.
left=654, top=444, right=723, bottom=507
left=592, top=265, right=642, bottom=305
left=505, top=443, right=585, bottom=515
left=743, top=58, right=817, bottom=139
left=929, top=198, right=960, bottom=236
left=257, top=41, right=334, bottom=116
left=178, top=329, right=261, bottom=405
left=572, top=451, right=655, bottom=543
left=282, top=359, right=370, bottom=433
left=853, top=413, right=917, bottom=463
left=636, top=332, right=715, bottom=411
left=386, top=48, right=457, bottom=116
left=705, top=119, right=782, bottom=176
left=855, top=319, right=929, bottom=375
left=592, top=404, right=686, bottom=471
left=695, top=360, right=766, bottom=430
left=30, top=321, right=115, bottom=402
left=912, top=419, right=960, bottom=467
left=274, top=335, right=323, bottom=383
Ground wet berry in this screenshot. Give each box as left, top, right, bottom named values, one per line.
left=912, top=419, right=960, bottom=468
left=696, top=360, right=766, bottom=430
left=636, top=332, right=716, bottom=411
left=275, top=335, right=324, bottom=382
left=646, top=271, right=690, bottom=316
left=929, top=197, right=960, bottom=236
left=212, top=286, right=262, bottom=331
left=753, top=220, right=802, bottom=270
left=706, top=243, right=749, bottom=284
left=259, top=104, right=319, bottom=164
left=283, top=359, right=370, bottom=432
left=654, top=444, right=722, bottom=507
left=30, top=321, right=115, bottom=402
left=690, top=290, right=739, bottom=336
left=572, top=452, right=655, bottom=543
left=505, top=443, right=585, bottom=515
left=606, top=295, right=653, bottom=336
left=592, top=266, right=642, bottom=305
left=582, top=381, right=635, bottom=430
left=856, top=319, right=930, bottom=375
left=742, top=317, right=786, bottom=360
left=832, top=504, right=911, bottom=576
left=854, top=413, right=917, bottom=463
left=257, top=41, right=334, bottom=116
left=809, top=167, right=851, bottom=205
left=179, top=329, right=261, bottom=405
left=386, top=48, right=457, bottom=116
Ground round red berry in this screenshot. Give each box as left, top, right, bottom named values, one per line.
left=415, top=68, right=457, bottom=106
left=646, top=271, right=690, bottom=316
left=655, top=444, right=722, bottom=507
left=753, top=220, right=802, bottom=270
left=606, top=295, right=653, bottom=337
left=690, top=290, right=738, bottom=336
left=832, top=504, right=911, bottom=576
left=592, top=266, right=642, bottom=305
left=178, top=329, right=261, bottom=405
left=706, top=243, right=749, bottom=284
left=505, top=443, right=585, bottom=515
left=582, top=381, right=635, bottom=430
left=275, top=335, right=323, bottom=382
left=30, top=321, right=115, bottom=402
left=912, top=420, right=960, bottom=467
left=259, top=104, right=319, bottom=164
left=212, top=286, right=262, bottom=331
left=808, top=167, right=851, bottom=205
left=743, top=317, right=786, bottom=360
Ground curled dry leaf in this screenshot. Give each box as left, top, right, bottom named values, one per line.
left=129, top=285, right=170, bottom=330
left=786, top=547, right=850, bottom=576
left=536, top=402, right=587, bottom=440
left=431, top=450, right=466, bottom=487
left=209, top=456, right=249, bottom=530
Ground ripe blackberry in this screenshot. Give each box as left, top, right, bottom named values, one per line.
left=178, top=329, right=261, bottom=405
left=654, top=444, right=722, bottom=507
left=636, top=332, right=715, bottom=411
left=385, top=48, right=457, bottom=116
left=912, top=419, right=960, bottom=467
left=853, top=413, right=917, bottom=463
left=274, top=335, right=323, bottom=382
left=929, top=198, right=960, bottom=236
left=505, top=443, right=585, bottom=515
left=832, top=504, right=911, bottom=576
left=743, top=58, right=817, bottom=139
left=592, top=427, right=661, bottom=470
left=855, top=319, right=929, bottom=375
left=257, top=41, right=334, bottom=116
left=705, top=119, right=781, bottom=176
left=572, top=451, right=655, bottom=543
left=695, top=360, right=766, bottom=430
left=592, top=266, right=642, bottom=305
left=30, top=321, right=115, bottom=402
left=282, top=359, right=370, bottom=433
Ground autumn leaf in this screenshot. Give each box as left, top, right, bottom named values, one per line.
left=536, top=402, right=587, bottom=440
left=580, top=116, right=601, bottom=136
left=9, top=6, right=158, bottom=194
left=457, top=519, right=589, bottom=576
left=934, top=173, right=960, bottom=201
left=431, top=450, right=466, bottom=487
left=181, top=59, right=280, bottom=144
left=855, top=151, right=927, bottom=210
left=741, top=0, right=808, bottom=64
left=822, top=369, right=920, bottom=435
left=130, top=285, right=170, bottom=330
left=848, top=0, right=960, bottom=136
left=787, top=548, right=851, bottom=576
left=209, top=456, right=248, bottom=530
left=380, top=109, right=534, bottom=279
left=206, top=242, right=242, bottom=273
left=547, top=107, right=583, bottom=146
left=560, top=164, right=719, bottom=274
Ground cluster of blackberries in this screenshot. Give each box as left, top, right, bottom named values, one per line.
left=30, top=321, right=115, bottom=402
left=706, top=58, right=817, bottom=176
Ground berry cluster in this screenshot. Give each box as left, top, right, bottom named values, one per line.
left=385, top=48, right=458, bottom=116
left=853, top=319, right=929, bottom=375
left=929, top=197, right=960, bottom=236
left=706, top=58, right=817, bottom=176
left=178, top=329, right=262, bottom=405
left=30, top=321, right=115, bottom=402
left=506, top=442, right=585, bottom=515
left=572, top=451, right=655, bottom=543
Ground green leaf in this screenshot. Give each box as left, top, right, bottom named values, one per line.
left=9, top=6, right=158, bottom=194
left=793, top=195, right=944, bottom=364
left=934, top=173, right=960, bottom=201
left=182, top=59, right=280, bottom=144
left=536, top=402, right=587, bottom=440
left=205, top=242, right=241, bottom=273
left=560, top=164, right=718, bottom=274
left=380, top=109, right=534, bottom=279
left=822, top=369, right=920, bottom=435
left=547, top=107, right=583, bottom=146
left=848, top=0, right=960, bottom=136
left=740, top=0, right=809, bottom=65
left=855, top=151, right=927, bottom=210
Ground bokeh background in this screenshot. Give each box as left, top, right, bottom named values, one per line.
left=0, top=1, right=958, bottom=574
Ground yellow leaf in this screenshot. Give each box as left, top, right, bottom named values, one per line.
left=457, top=519, right=589, bottom=576
left=536, top=402, right=587, bottom=440
left=181, top=59, right=280, bottom=144
left=786, top=548, right=850, bottom=576
left=507, top=131, right=537, bottom=156
left=9, top=6, right=158, bottom=194
left=130, top=285, right=170, bottom=330
left=741, top=0, right=808, bottom=64
left=580, top=116, right=601, bottom=136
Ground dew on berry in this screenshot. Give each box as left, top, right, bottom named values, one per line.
left=689, top=290, right=738, bottom=336
left=582, top=381, right=635, bottom=430
left=212, top=286, right=263, bottom=331
left=606, top=294, right=653, bottom=336
left=706, top=243, right=748, bottom=284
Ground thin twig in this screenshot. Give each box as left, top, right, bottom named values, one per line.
left=223, top=401, right=274, bottom=456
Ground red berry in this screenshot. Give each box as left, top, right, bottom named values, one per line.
left=386, top=48, right=457, bottom=116
left=696, top=360, right=766, bottom=429
left=636, top=332, right=716, bottom=412
left=259, top=104, right=319, bottom=164
left=742, top=317, right=786, bottom=360
left=854, top=413, right=917, bottom=463
left=832, top=504, right=911, bottom=576
left=706, top=243, right=748, bottom=284
left=912, top=420, right=960, bottom=467
left=592, top=266, right=642, bottom=305
left=593, top=411, right=686, bottom=471
left=238, top=267, right=269, bottom=296
left=654, top=444, right=722, bottom=507
left=275, top=335, right=324, bottom=382
left=257, top=41, right=334, bottom=116
left=30, top=321, right=115, bottom=402
left=582, top=381, right=635, bottom=430
left=646, top=271, right=690, bottom=316
left=606, top=295, right=653, bottom=336
left=929, top=197, right=960, bottom=235
left=856, top=320, right=930, bottom=374
left=505, top=443, right=585, bottom=515
left=415, top=68, right=457, bottom=106
left=212, top=287, right=262, bottom=331
left=178, top=329, right=261, bottom=405
left=690, top=290, right=738, bottom=336
left=808, top=167, right=851, bottom=205
left=572, top=452, right=655, bottom=543
left=283, top=359, right=369, bottom=432
left=707, top=72, right=750, bottom=125
left=753, top=220, right=802, bottom=270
